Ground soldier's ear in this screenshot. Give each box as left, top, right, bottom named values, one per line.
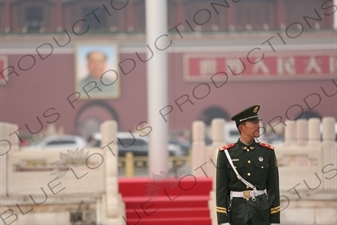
left=238, top=123, right=244, bottom=132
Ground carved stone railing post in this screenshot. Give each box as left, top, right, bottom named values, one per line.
left=0, top=122, right=20, bottom=197
left=209, top=118, right=225, bottom=188
left=100, top=120, right=125, bottom=223
left=192, top=121, right=207, bottom=177
left=296, top=119, right=308, bottom=146
left=308, top=118, right=321, bottom=147
left=322, top=117, right=336, bottom=191
left=208, top=118, right=225, bottom=225
left=284, top=120, right=296, bottom=146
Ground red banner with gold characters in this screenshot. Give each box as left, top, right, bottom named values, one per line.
left=184, top=50, right=337, bottom=81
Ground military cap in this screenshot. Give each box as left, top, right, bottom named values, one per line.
left=231, top=105, right=262, bottom=125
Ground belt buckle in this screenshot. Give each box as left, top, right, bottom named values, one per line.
left=243, top=191, right=251, bottom=200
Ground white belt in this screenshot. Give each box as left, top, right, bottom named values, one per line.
left=230, top=189, right=267, bottom=200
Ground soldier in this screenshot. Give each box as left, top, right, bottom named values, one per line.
left=216, top=105, right=280, bottom=225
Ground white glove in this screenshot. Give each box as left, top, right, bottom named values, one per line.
left=220, top=223, right=230, bottom=225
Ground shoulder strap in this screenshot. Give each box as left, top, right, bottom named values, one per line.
left=259, top=142, right=274, bottom=150
left=219, top=143, right=235, bottom=151
left=223, top=150, right=256, bottom=191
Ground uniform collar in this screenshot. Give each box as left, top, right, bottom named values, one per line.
left=237, top=139, right=257, bottom=151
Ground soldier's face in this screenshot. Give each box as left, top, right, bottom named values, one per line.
left=241, top=120, right=260, bottom=138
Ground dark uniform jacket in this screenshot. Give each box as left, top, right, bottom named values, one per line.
left=216, top=139, right=280, bottom=225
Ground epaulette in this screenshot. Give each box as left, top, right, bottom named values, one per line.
left=259, top=142, right=274, bottom=150
left=219, top=143, right=235, bottom=151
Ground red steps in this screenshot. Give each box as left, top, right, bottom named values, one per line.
left=123, top=196, right=209, bottom=211
left=119, top=177, right=212, bottom=225
left=126, top=217, right=211, bottom=225
left=125, top=207, right=210, bottom=218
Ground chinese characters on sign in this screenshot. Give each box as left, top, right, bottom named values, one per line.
left=184, top=50, right=337, bottom=81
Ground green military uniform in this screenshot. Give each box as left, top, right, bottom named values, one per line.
left=216, top=105, right=280, bottom=225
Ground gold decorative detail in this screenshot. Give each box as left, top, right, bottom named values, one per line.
left=270, top=206, right=281, bottom=214
left=253, top=106, right=259, bottom=113
left=216, top=206, right=227, bottom=214
left=243, top=191, right=251, bottom=200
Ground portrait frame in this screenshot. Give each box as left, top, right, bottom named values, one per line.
left=75, top=42, right=120, bottom=99
left=0, top=56, right=8, bottom=85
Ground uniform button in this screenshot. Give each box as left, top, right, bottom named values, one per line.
left=247, top=149, right=250, bottom=152
left=248, top=160, right=251, bottom=163
left=246, top=186, right=249, bottom=189
left=261, top=166, right=264, bottom=169
left=247, top=173, right=251, bottom=176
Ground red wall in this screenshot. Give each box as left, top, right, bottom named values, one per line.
left=1, top=49, right=336, bottom=136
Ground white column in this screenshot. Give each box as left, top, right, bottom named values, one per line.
left=334, top=0, right=337, bottom=30
left=146, top=0, right=169, bottom=176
